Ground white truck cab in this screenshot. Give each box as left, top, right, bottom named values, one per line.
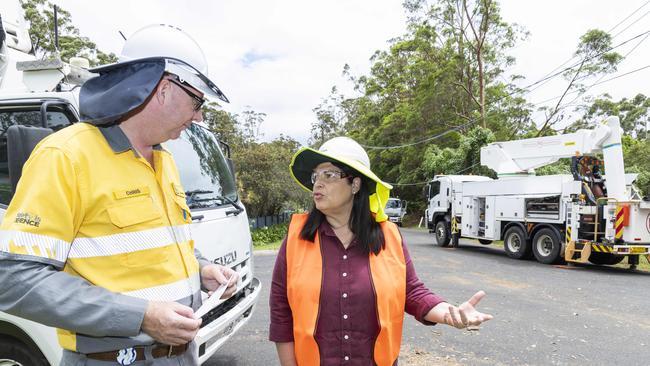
left=0, top=6, right=260, bottom=365
left=385, top=197, right=407, bottom=226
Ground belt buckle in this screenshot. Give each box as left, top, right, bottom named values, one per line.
left=116, top=347, right=137, bottom=366
left=167, top=344, right=174, bottom=358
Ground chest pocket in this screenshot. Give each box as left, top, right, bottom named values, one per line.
left=107, top=196, right=162, bottom=228
left=107, top=196, right=168, bottom=268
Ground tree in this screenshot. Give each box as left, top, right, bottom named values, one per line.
left=422, top=126, right=496, bottom=178
left=203, top=102, right=310, bottom=216
left=235, top=136, right=311, bottom=217
left=568, top=93, right=649, bottom=139
left=536, top=29, right=622, bottom=136
left=319, top=0, right=527, bottom=208
left=622, top=135, right=650, bottom=197
left=310, top=86, right=345, bottom=147
left=238, top=108, right=266, bottom=144
left=20, top=0, right=117, bottom=65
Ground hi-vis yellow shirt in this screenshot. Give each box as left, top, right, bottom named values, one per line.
left=0, top=123, right=200, bottom=352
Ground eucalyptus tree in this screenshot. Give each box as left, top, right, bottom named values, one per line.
left=20, top=0, right=117, bottom=65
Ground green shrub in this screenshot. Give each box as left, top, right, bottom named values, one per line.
left=251, top=223, right=289, bottom=246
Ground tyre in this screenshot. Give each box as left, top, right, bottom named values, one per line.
left=478, top=239, right=492, bottom=245
left=503, top=226, right=530, bottom=259
left=532, top=227, right=563, bottom=264
left=0, top=338, right=48, bottom=366
left=588, top=252, right=625, bottom=265
left=434, top=220, right=451, bottom=247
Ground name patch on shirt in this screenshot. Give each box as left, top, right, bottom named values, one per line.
left=113, top=186, right=150, bottom=200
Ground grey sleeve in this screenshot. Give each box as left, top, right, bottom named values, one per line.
left=194, top=247, right=212, bottom=292
left=194, top=247, right=212, bottom=272
left=0, top=257, right=147, bottom=337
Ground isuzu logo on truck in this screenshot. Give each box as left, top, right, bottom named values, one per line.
left=214, top=250, right=238, bottom=266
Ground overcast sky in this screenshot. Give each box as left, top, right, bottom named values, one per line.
left=51, top=0, right=650, bottom=144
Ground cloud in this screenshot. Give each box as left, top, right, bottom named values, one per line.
left=52, top=0, right=648, bottom=142
left=240, top=50, right=278, bottom=68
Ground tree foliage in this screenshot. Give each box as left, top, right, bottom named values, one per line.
left=536, top=29, right=622, bottom=136
left=312, top=0, right=528, bottom=208
left=20, top=0, right=117, bottom=65
left=203, top=104, right=311, bottom=217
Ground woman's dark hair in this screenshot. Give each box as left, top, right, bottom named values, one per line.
left=299, top=163, right=385, bottom=255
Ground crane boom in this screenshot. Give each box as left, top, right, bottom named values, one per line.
left=480, top=116, right=626, bottom=200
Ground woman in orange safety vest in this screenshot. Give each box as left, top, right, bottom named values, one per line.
left=269, top=136, right=493, bottom=366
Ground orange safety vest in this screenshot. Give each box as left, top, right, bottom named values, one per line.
left=286, top=213, right=406, bottom=366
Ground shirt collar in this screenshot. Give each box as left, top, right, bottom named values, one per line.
left=95, top=123, right=164, bottom=155
left=319, top=219, right=358, bottom=247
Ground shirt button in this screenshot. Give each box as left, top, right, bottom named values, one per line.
left=344, top=334, right=349, bottom=340
left=342, top=272, right=347, bottom=277
left=342, top=293, right=348, bottom=298
left=343, top=255, right=348, bottom=260
left=344, top=356, right=350, bottom=361
left=343, top=314, right=348, bottom=319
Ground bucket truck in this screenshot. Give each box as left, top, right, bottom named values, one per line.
left=425, top=116, right=650, bottom=268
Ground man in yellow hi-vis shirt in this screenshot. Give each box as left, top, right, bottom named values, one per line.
left=0, top=25, right=237, bottom=365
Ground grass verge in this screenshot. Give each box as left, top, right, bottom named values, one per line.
left=253, top=240, right=282, bottom=251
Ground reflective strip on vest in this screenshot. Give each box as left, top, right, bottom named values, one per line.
left=286, top=213, right=406, bottom=366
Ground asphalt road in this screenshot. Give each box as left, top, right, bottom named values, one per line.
left=206, top=228, right=650, bottom=366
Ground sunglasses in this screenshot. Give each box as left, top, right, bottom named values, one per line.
left=167, top=78, right=205, bottom=111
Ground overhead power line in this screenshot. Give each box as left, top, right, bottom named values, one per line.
left=525, top=0, right=650, bottom=95
left=561, top=32, right=650, bottom=107
left=360, top=119, right=476, bottom=150
left=358, top=29, right=650, bottom=151
left=531, top=63, right=650, bottom=106
left=520, top=29, right=650, bottom=92
left=608, top=0, right=650, bottom=34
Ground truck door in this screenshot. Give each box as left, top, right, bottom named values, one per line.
left=462, top=196, right=479, bottom=238
left=484, top=196, right=497, bottom=239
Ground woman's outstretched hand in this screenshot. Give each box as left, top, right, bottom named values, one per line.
left=426, top=290, right=494, bottom=329
left=443, top=290, right=493, bottom=329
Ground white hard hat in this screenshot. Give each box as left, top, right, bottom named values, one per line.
left=91, top=24, right=228, bottom=102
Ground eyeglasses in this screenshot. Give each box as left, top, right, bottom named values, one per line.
left=311, top=170, right=349, bottom=184
left=167, top=78, right=205, bottom=111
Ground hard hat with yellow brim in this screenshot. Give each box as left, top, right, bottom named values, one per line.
left=289, top=136, right=393, bottom=222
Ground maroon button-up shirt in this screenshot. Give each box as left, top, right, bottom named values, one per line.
left=269, top=221, right=445, bottom=365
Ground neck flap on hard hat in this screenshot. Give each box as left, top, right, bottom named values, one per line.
left=80, top=60, right=165, bottom=125
left=370, top=181, right=390, bottom=222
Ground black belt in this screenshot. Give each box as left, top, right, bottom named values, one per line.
left=85, top=343, right=188, bottom=363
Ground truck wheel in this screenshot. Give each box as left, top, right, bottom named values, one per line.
left=588, top=252, right=624, bottom=265
left=478, top=239, right=492, bottom=245
left=532, top=228, right=562, bottom=264
left=0, top=338, right=48, bottom=366
left=434, top=221, right=451, bottom=247
left=503, top=226, right=530, bottom=259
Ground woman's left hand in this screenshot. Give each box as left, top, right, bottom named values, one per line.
left=443, top=290, right=493, bottom=329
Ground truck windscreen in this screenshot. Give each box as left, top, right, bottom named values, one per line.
left=165, top=123, right=238, bottom=210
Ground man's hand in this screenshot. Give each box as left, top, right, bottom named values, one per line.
left=141, top=301, right=201, bottom=345
left=201, top=264, right=239, bottom=299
